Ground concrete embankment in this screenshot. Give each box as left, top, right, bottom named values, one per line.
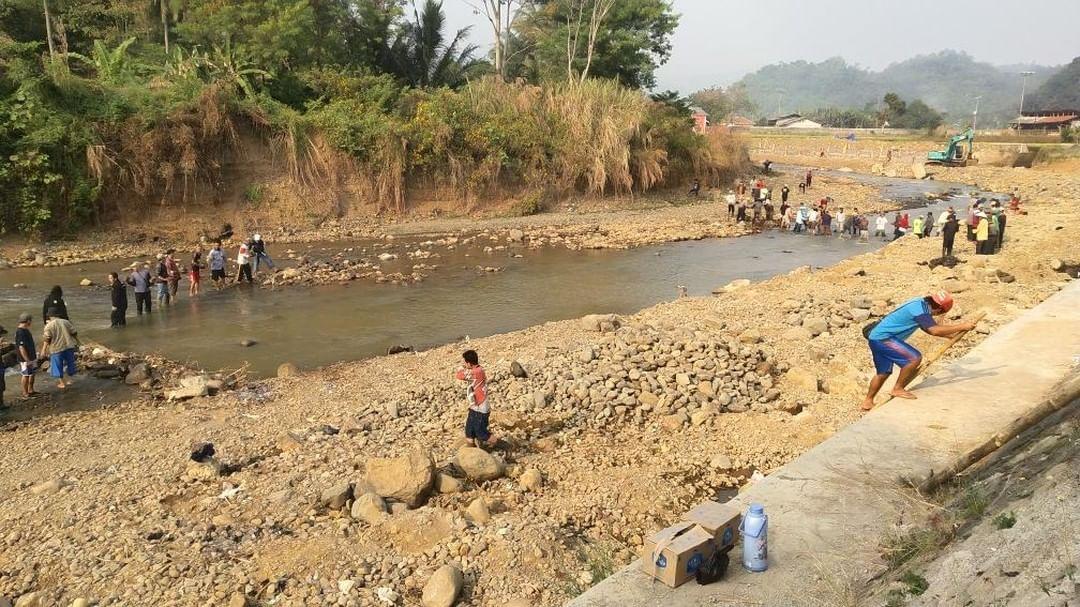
left=571, top=280, right=1080, bottom=607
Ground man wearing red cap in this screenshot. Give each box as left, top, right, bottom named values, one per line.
left=860, top=291, right=976, bottom=410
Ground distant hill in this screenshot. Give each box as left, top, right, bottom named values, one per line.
left=1029, top=57, right=1080, bottom=109
left=730, top=51, right=1058, bottom=127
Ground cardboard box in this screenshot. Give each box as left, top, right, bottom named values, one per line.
left=641, top=522, right=717, bottom=587
left=683, top=500, right=742, bottom=549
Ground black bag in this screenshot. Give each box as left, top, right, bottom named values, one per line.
left=861, top=320, right=880, bottom=339
left=695, top=546, right=731, bottom=585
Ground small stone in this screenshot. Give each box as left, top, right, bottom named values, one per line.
left=510, top=361, right=528, bottom=378
left=709, top=454, right=733, bottom=470
left=321, top=482, right=353, bottom=510
left=79, top=278, right=94, bottom=287
left=455, top=447, right=505, bottom=481
left=29, top=478, right=69, bottom=495
left=227, top=592, right=249, bottom=607
left=125, top=362, right=150, bottom=385
left=421, top=564, right=464, bottom=607
left=578, top=346, right=596, bottom=363
left=690, top=410, right=712, bottom=426
left=351, top=492, right=388, bottom=525
left=801, top=317, right=828, bottom=336
left=660, top=412, right=688, bottom=431
left=277, top=432, right=304, bottom=452
left=276, top=362, right=299, bottom=377
left=211, top=513, right=235, bottom=527
left=850, top=308, right=871, bottom=323
left=184, top=459, right=222, bottom=481
left=14, top=592, right=43, bottom=607
left=466, top=497, right=491, bottom=525
left=738, top=328, right=762, bottom=344
left=435, top=473, right=464, bottom=494
left=240, top=338, right=257, bottom=347
left=70, top=600, right=90, bottom=607
left=519, top=468, right=543, bottom=492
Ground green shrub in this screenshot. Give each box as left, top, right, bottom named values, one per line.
left=992, top=511, right=1017, bottom=530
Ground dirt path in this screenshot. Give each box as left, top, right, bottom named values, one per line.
left=0, top=164, right=1076, bottom=607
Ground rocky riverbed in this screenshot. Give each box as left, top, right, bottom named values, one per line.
left=0, top=163, right=1075, bottom=607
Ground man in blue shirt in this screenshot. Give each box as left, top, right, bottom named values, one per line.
left=861, top=291, right=976, bottom=410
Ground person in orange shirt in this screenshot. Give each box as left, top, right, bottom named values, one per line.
left=455, top=350, right=497, bottom=448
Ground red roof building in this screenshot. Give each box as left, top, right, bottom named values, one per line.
left=1009, top=110, right=1080, bottom=132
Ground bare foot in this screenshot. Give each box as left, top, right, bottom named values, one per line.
left=860, top=399, right=875, bottom=411
left=890, top=389, right=917, bottom=400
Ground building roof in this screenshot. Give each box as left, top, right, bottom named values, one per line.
left=689, top=106, right=708, bottom=116
left=724, top=114, right=754, bottom=126
left=775, top=115, right=821, bottom=128
left=1010, top=114, right=1079, bottom=126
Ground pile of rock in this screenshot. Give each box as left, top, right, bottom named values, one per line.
left=780, top=294, right=888, bottom=340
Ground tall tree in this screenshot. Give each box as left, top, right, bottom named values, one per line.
left=514, top=0, right=677, bottom=89
left=462, top=0, right=527, bottom=79
left=387, top=0, right=480, bottom=87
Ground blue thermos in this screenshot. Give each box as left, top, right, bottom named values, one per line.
left=740, top=503, right=768, bottom=572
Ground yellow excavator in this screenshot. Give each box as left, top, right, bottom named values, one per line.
left=927, top=128, right=976, bottom=166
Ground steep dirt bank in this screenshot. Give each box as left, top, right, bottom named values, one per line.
left=0, top=165, right=1075, bottom=607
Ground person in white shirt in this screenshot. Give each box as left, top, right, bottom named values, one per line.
left=208, top=241, right=227, bottom=289
left=724, top=190, right=736, bottom=218
left=235, top=242, right=253, bottom=283
left=875, top=215, right=888, bottom=239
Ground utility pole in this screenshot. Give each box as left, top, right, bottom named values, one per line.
left=160, top=0, right=170, bottom=54
left=1019, top=71, right=1035, bottom=115
left=972, top=96, right=982, bottom=132
left=775, top=90, right=785, bottom=118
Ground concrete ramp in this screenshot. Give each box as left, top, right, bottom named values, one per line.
left=570, top=280, right=1080, bottom=607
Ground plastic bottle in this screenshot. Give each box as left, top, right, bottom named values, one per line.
left=740, top=503, right=768, bottom=572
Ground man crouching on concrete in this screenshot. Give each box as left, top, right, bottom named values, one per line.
left=861, top=291, right=976, bottom=411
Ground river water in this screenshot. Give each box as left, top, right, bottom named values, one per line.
left=0, top=171, right=995, bottom=379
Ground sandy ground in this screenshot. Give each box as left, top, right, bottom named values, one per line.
left=0, top=163, right=1077, bottom=607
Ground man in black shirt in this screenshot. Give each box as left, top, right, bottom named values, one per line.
left=14, top=313, right=38, bottom=397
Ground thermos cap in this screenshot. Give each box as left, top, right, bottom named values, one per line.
left=749, top=503, right=764, bottom=515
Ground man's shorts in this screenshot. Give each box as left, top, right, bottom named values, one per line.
left=20, top=361, right=37, bottom=376
left=211, top=269, right=226, bottom=281
left=868, top=338, right=921, bottom=375
left=464, top=409, right=491, bottom=442
left=49, top=348, right=77, bottom=378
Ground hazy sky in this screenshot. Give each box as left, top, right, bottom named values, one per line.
left=443, top=0, right=1080, bottom=93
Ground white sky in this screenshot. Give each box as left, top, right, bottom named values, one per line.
left=442, top=0, right=1080, bottom=93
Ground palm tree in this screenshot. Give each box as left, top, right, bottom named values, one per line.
left=388, top=0, right=482, bottom=88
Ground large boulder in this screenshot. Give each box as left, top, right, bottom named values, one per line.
left=125, top=363, right=150, bottom=385
left=456, top=447, right=504, bottom=481
left=579, top=314, right=620, bottom=333
left=713, top=278, right=751, bottom=295
left=167, top=375, right=210, bottom=401
left=366, top=450, right=435, bottom=507
left=421, top=565, right=464, bottom=607
left=465, top=497, right=491, bottom=524
left=801, top=317, right=829, bottom=337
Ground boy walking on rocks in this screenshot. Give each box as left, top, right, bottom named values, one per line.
left=455, top=350, right=496, bottom=448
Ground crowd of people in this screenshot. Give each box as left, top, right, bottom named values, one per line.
left=720, top=169, right=1018, bottom=260
left=0, top=234, right=278, bottom=408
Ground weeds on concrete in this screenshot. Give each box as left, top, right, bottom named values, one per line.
left=880, top=526, right=950, bottom=569
left=958, top=483, right=990, bottom=520
left=562, top=542, right=617, bottom=597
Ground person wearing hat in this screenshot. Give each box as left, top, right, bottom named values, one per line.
left=14, top=313, right=39, bottom=397
left=250, top=234, right=275, bottom=275
left=974, top=209, right=991, bottom=255
left=860, top=291, right=978, bottom=411
left=41, top=309, right=79, bottom=390
left=127, top=262, right=153, bottom=314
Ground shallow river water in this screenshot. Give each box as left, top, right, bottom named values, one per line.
left=0, top=171, right=996, bottom=379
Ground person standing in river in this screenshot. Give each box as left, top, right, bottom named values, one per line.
left=41, top=309, right=79, bottom=390
left=235, top=241, right=253, bottom=283
left=108, top=272, right=128, bottom=327
left=42, top=286, right=68, bottom=322
left=164, top=250, right=181, bottom=301
left=127, top=263, right=152, bottom=315
left=781, top=184, right=790, bottom=204
left=208, top=241, right=227, bottom=289
left=189, top=248, right=204, bottom=297
left=155, top=254, right=170, bottom=306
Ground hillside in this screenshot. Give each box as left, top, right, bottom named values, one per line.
left=1030, top=56, right=1080, bottom=108
left=732, top=50, right=1057, bottom=127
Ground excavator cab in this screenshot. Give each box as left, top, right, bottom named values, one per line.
left=927, top=128, right=975, bottom=166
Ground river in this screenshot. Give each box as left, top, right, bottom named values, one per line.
left=0, top=170, right=997, bottom=379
